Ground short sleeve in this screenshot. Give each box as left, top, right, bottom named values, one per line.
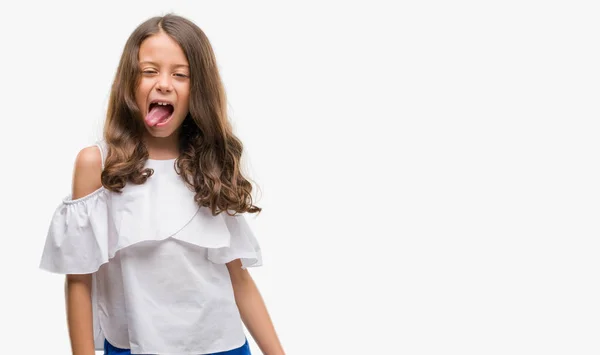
left=39, top=188, right=110, bottom=274
left=207, top=212, right=263, bottom=269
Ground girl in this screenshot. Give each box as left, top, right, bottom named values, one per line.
left=39, top=14, right=284, bottom=355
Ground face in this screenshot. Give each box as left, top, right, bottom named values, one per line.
left=135, top=31, right=190, bottom=138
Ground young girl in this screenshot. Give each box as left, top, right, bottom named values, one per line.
left=39, top=14, right=284, bottom=355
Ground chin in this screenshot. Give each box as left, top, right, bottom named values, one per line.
left=145, top=130, right=175, bottom=138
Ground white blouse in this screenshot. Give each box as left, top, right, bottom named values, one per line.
left=39, top=140, right=262, bottom=354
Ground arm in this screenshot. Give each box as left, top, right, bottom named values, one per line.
left=65, top=146, right=103, bottom=355
left=65, top=274, right=95, bottom=355
left=226, top=259, right=285, bottom=355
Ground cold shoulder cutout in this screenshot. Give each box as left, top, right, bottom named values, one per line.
left=39, top=139, right=262, bottom=353
left=66, top=144, right=105, bottom=203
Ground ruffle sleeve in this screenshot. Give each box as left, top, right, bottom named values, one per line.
left=207, top=212, right=263, bottom=269
left=39, top=190, right=263, bottom=274
left=39, top=188, right=110, bottom=274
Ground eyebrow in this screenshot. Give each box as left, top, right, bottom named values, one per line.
left=139, top=61, right=189, bottom=69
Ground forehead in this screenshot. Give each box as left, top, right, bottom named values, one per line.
left=138, top=32, right=189, bottom=66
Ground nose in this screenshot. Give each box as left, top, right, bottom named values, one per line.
left=155, top=73, right=173, bottom=93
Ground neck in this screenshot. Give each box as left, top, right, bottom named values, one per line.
left=143, top=132, right=181, bottom=160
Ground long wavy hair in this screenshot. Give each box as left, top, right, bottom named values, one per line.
left=101, top=14, right=261, bottom=217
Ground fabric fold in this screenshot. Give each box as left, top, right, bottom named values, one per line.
left=208, top=212, right=263, bottom=269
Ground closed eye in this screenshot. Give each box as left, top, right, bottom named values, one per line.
left=140, top=70, right=188, bottom=78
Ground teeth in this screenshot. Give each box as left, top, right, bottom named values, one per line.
left=152, top=102, right=171, bottom=106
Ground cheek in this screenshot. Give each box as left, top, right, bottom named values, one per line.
left=181, top=92, right=190, bottom=106
left=177, top=85, right=191, bottom=111
left=135, top=82, right=152, bottom=106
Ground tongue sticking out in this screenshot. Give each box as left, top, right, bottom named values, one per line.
left=145, top=104, right=174, bottom=126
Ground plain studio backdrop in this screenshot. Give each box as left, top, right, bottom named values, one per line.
left=0, top=1, right=598, bottom=354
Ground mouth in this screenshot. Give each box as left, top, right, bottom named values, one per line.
left=145, top=101, right=175, bottom=127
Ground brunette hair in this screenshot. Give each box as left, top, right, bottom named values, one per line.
left=101, top=13, right=261, bottom=216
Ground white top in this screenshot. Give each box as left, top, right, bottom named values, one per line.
left=39, top=140, right=262, bottom=354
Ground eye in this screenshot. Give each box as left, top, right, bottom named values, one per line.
left=142, top=70, right=157, bottom=75
left=174, top=73, right=189, bottom=78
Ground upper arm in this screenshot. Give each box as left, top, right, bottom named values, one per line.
left=65, top=146, right=103, bottom=280
left=226, top=259, right=252, bottom=284
left=71, top=146, right=103, bottom=200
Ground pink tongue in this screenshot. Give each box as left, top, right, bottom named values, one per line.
left=145, top=105, right=172, bottom=126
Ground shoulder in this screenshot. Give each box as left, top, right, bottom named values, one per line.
left=72, top=145, right=103, bottom=199
left=75, top=145, right=103, bottom=168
